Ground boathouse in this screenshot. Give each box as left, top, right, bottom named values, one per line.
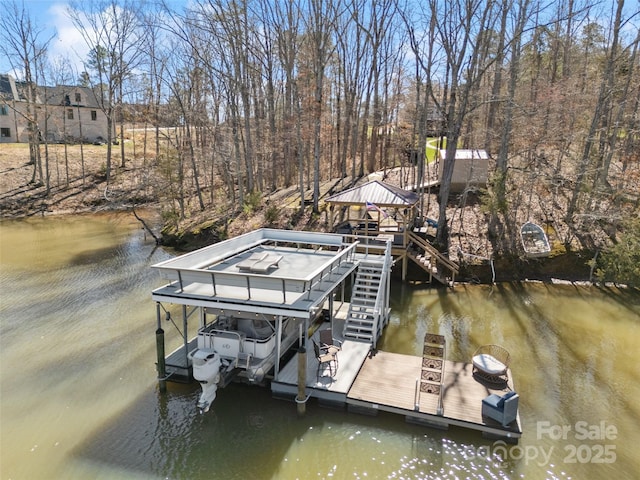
left=150, top=228, right=521, bottom=441
left=151, top=228, right=392, bottom=384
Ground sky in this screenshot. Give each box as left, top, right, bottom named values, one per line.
left=3, top=0, right=638, bottom=82
left=0, top=0, right=188, bottom=79
left=1, top=1, right=85, bottom=76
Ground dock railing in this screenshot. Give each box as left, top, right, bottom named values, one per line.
left=408, top=231, right=459, bottom=285
left=154, top=237, right=360, bottom=305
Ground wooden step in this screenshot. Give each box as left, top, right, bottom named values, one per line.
left=344, top=331, right=373, bottom=342
left=345, top=324, right=373, bottom=333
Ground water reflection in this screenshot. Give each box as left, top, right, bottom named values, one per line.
left=1, top=214, right=638, bottom=479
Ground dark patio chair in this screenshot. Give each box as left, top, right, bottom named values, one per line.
left=313, top=340, right=337, bottom=380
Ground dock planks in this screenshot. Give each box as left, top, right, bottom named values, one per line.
left=272, top=325, right=522, bottom=440
left=347, top=350, right=422, bottom=412
left=271, top=334, right=371, bottom=403
left=347, top=350, right=521, bottom=438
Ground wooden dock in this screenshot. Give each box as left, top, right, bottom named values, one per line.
left=272, top=330, right=522, bottom=441
left=272, top=337, right=371, bottom=405
left=347, top=351, right=521, bottom=440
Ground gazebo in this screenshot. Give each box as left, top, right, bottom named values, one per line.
left=326, top=180, right=419, bottom=280
left=326, top=180, right=419, bottom=231
left=326, top=180, right=458, bottom=285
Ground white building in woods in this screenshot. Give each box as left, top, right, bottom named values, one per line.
left=438, top=149, right=490, bottom=193
left=0, top=74, right=109, bottom=144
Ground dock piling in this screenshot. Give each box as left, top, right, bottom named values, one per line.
left=156, top=327, right=167, bottom=393
left=296, top=346, right=307, bottom=416
left=156, top=303, right=167, bottom=393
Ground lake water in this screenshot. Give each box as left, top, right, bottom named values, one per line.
left=1, top=213, right=638, bottom=479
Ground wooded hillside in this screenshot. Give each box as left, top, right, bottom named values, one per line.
left=1, top=0, right=639, bottom=283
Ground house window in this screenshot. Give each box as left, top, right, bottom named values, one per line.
left=75, top=92, right=81, bottom=103
left=0, top=105, right=8, bottom=115
left=91, top=110, right=97, bottom=121
left=1, top=128, right=10, bottom=137
left=67, top=109, right=74, bottom=120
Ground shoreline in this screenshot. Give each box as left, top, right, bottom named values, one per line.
left=1, top=205, right=614, bottom=288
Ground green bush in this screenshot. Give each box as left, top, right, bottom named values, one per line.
left=242, top=190, right=262, bottom=215
left=265, top=204, right=279, bottom=224
left=595, top=217, right=640, bottom=287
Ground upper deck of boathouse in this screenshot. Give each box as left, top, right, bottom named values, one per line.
left=151, top=228, right=387, bottom=318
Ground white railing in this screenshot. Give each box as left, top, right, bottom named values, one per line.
left=155, top=235, right=359, bottom=305
left=341, top=232, right=390, bottom=258
left=370, top=238, right=393, bottom=348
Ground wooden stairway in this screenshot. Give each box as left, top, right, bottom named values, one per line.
left=407, top=232, right=459, bottom=286
left=343, top=259, right=385, bottom=343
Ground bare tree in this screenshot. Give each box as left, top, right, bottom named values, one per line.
left=0, top=0, right=52, bottom=186
left=68, top=0, right=142, bottom=182
left=566, top=0, right=629, bottom=223
left=489, top=0, right=534, bottom=252
left=335, top=0, right=368, bottom=180
left=405, top=0, right=501, bottom=249
left=301, top=0, right=340, bottom=213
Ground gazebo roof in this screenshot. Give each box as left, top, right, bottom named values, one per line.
left=326, top=180, right=419, bottom=208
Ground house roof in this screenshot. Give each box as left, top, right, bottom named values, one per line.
left=439, top=149, right=489, bottom=160
left=326, top=180, right=419, bottom=207
left=43, top=84, right=102, bottom=109
left=0, top=74, right=101, bottom=108
left=0, top=74, right=17, bottom=100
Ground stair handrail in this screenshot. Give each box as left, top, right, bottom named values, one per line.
left=370, top=239, right=392, bottom=348
left=408, top=232, right=459, bottom=274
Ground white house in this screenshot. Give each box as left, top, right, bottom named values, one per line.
left=0, top=74, right=109, bottom=144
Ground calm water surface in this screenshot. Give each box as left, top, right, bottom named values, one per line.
left=1, top=214, right=638, bottom=479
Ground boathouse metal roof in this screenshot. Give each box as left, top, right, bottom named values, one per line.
left=325, top=180, right=419, bottom=208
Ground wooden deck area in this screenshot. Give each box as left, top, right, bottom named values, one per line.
left=273, top=327, right=522, bottom=440
left=271, top=333, right=371, bottom=404
left=347, top=351, right=521, bottom=439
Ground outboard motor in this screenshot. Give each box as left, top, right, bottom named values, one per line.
left=191, top=349, right=222, bottom=413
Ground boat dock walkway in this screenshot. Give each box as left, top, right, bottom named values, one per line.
left=272, top=327, right=521, bottom=441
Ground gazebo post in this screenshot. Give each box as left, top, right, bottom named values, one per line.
left=328, top=205, right=334, bottom=230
